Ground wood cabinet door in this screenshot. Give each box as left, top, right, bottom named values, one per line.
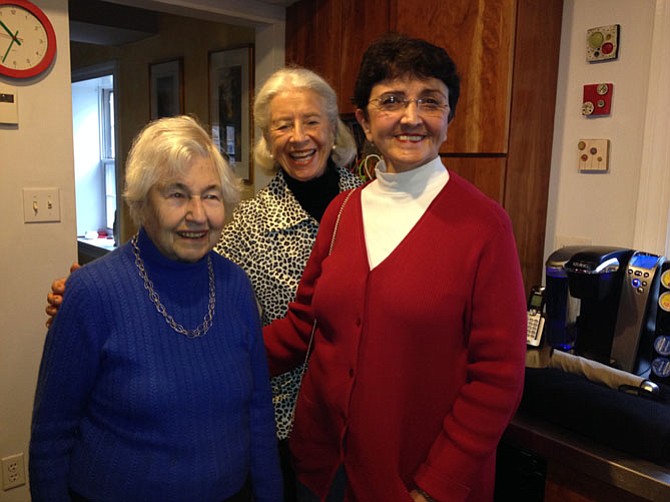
left=339, top=0, right=391, bottom=114
left=391, top=0, right=516, bottom=155
left=444, top=156, right=506, bottom=204
left=286, top=0, right=390, bottom=114
left=504, top=0, right=563, bottom=291
left=285, top=0, right=344, bottom=101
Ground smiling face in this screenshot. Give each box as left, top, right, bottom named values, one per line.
left=355, top=76, right=451, bottom=173
left=143, top=156, right=225, bottom=262
left=268, top=88, right=335, bottom=181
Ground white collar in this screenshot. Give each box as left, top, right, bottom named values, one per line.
left=372, top=156, right=448, bottom=197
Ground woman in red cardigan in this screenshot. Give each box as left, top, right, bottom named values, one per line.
left=263, top=33, right=527, bottom=502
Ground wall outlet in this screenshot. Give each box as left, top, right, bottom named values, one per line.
left=2, top=453, right=26, bottom=490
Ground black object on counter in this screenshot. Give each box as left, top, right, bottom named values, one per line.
left=521, top=367, right=670, bottom=464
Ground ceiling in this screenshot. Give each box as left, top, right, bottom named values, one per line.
left=69, top=0, right=158, bottom=45
left=69, top=0, right=296, bottom=46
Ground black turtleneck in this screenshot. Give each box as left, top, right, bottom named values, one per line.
left=283, top=161, right=341, bottom=222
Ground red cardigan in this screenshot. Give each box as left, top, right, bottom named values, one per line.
left=264, top=173, right=527, bottom=501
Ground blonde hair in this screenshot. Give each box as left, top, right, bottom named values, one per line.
left=253, top=67, right=357, bottom=175
left=124, top=115, right=241, bottom=225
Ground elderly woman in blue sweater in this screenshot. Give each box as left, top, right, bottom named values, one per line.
left=29, top=115, right=282, bottom=502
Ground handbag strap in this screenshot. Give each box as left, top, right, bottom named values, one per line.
left=303, top=188, right=357, bottom=363
left=329, top=188, right=356, bottom=254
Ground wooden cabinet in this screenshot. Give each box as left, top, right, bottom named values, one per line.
left=394, top=0, right=516, bottom=155
left=286, top=0, right=563, bottom=293
left=285, top=0, right=390, bottom=113
left=503, top=1, right=562, bottom=293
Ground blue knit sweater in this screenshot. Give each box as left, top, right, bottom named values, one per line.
left=30, top=229, right=282, bottom=501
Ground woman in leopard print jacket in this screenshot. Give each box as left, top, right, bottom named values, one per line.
left=215, top=67, right=363, bottom=500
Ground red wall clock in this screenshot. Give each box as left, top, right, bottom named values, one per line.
left=0, top=0, right=57, bottom=78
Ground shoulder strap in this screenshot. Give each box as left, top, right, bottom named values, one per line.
left=329, top=188, right=356, bottom=255
left=303, top=188, right=356, bottom=364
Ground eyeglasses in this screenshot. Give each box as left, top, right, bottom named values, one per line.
left=369, top=94, right=449, bottom=116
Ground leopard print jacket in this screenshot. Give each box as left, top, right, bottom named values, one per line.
left=215, top=166, right=362, bottom=438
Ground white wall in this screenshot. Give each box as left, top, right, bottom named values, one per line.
left=545, top=0, right=656, bottom=257
left=0, top=1, right=75, bottom=501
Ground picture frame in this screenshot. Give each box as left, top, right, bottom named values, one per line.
left=209, top=45, right=254, bottom=183
left=149, top=59, right=184, bottom=119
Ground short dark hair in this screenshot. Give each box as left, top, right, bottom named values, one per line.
left=353, top=33, right=461, bottom=122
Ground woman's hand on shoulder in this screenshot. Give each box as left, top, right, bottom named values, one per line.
left=410, top=489, right=435, bottom=502
left=45, top=263, right=81, bottom=327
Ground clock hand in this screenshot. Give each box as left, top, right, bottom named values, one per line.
left=2, top=30, right=18, bottom=63
left=0, top=20, right=20, bottom=44
left=0, top=19, right=13, bottom=36
left=3, top=39, right=15, bottom=63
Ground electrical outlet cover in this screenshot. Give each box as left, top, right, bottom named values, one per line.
left=2, top=453, right=26, bottom=490
left=587, top=24, right=620, bottom=62
left=578, top=139, right=610, bottom=172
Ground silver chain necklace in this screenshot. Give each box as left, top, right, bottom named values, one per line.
left=131, top=234, right=215, bottom=338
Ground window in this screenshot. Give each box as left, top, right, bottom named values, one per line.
left=72, top=70, right=117, bottom=242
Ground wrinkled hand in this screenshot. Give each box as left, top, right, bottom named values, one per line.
left=45, top=263, right=81, bottom=327
left=410, top=489, right=433, bottom=502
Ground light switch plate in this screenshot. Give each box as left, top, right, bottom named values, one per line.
left=578, top=139, right=610, bottom=172
left=23, top=187, right=61, bottom=223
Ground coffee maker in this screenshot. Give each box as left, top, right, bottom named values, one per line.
left=544, top=246, right=664, bottom=375
left=544, top=246, right=586, bottom=351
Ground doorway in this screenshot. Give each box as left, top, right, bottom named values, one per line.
left=72, top=63, right=118, bottom=256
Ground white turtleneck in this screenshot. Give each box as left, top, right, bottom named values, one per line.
left=361, top=156, right=450, bottom=269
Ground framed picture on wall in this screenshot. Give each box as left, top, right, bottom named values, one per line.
left=209, top=44, right=254, bottom=183
left=149, top=58, right=184, bottom=119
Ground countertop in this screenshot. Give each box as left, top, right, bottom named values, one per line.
left=77, top=236, right=116, bottom=251
left=504, top=399, right=670, bottom=500
left=77, top=237, right=116, bottom=264
left=507, top=346, right=670, bottom=500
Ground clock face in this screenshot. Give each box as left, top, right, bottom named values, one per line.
left=0, top=0, right=57, bottom=78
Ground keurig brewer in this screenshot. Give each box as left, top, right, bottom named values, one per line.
left=544, top=246, right=586, bottom=350
left=544, top=246, right=664, bottom=375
